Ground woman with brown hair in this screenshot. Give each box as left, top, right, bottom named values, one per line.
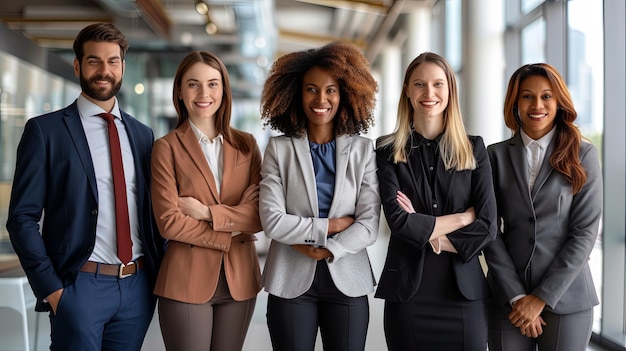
left=151, top=51, right=262, bottom=350
left=485, top=63, right=602, bottom=351
left=259, top=41, right=381, bottom=350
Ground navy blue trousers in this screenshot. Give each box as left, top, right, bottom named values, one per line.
left=49, top=267, right=155, bottom=351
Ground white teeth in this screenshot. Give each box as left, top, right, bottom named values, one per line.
left=313, top=108, right=328, bottom=113
left=421, top=101, right=437, bottom=106
left=529, top=114, right=545, bottom=118
left=196, top=102, right=211, bottom=107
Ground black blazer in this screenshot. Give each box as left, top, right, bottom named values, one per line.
left=6, top=101, right=164, bottom=311
left=375, top=134, right=497, bottom=303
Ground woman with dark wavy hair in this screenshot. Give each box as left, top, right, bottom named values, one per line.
left=485, top=63, right=602, bottom=351
left=259, top=41, right=381, bottom=350
left=151, top=51, right=262, bottom=350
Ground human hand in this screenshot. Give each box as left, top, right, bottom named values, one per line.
left=328, top=216, right=354, bottom=235
left=46, top=288, right=64, bottom=315
left=430, top=236, right=458, bottom=254
left=291, top=244, right=332, bottom=260
left=397, top=191, right=415, bottom=213
left=508, top=294, right=546, bottom=331
left=520, top=315, right=546, bottom=338
left=463, top=207, right=476, bottom=225
left=178, top=196, right=211, bottom=221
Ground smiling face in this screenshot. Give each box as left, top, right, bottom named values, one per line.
left=74, top=41, right=124, bottom=104
left=179, top=62, right=223, bottom=123
left=517, top=75, right=557, bottom=140
left=405, top=61, right=449, bottom=123
left=301, top=66, right=340, bottom=132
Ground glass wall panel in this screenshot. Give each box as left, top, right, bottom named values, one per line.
left=522, top=0, right=544, bottom=14
left=0, top=50, right=79, bottom=252
left=567, top=0, right=604, bottom=334
left=445, top=0, right=462, bottom=71
left=521, top=17, right=546, bottom=64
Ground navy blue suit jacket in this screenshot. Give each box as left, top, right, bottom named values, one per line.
left=6, top=100, right=163, bottom=311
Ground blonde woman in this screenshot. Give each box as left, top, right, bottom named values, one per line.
left=375, top=52, right=497, bottom=350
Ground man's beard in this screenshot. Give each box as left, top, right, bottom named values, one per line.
left=79, top=72, right=122, bottom=101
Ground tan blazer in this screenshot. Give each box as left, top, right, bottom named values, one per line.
left=151, top=120, right=262, bottom=304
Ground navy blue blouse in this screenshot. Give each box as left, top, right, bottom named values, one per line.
left=309, top=139, right=336, bottom=218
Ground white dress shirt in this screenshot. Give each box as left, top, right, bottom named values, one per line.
left=521, top=127, right=556, bottom=190
left=188, top=120, right=223, bottom=195
left=77, top=94, right=142, bottom=264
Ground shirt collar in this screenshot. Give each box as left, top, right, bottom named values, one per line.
left=189, top=119, right=223, bottom=144
left=410, top=130, right=443, bottom=148
left=77, top=94, right=122, bottom=120
left=520, top=126, right=556, bottom=150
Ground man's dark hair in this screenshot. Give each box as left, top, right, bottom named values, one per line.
left=73, top=22, right=129, bottom=62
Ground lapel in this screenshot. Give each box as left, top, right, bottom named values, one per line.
left=530, top=137, right=556, bottom=199
left=507, top=133, right=534, bottom=211
left=327, top=134, right=351, bottom=217
left=292, top=134, right=319, bottom=216
left=62, top=102, right=98, bottom=201
left=221, top=138, right=237, bottom=199
left=176, top=120, right=220, bottom=203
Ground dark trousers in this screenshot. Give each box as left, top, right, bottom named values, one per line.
left=488, top=302, right=593, bottom=351
left=158, top=267, right=256, bottom=351
left=266, top=260, right=369, bottom=351
left=49, top=268, right=154, bottom=351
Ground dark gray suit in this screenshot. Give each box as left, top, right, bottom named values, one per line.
left=485, top=133, right=602, bottom=351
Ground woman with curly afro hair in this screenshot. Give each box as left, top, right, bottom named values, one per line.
left=259, top=41, right=381, bottom=350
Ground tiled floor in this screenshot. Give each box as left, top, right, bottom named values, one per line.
left=0, top=226, right=616, bottom=351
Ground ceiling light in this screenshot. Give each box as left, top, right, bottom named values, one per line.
left=195, top=0, right=209, bottom=15
left=205, top=21, right=218, bottom=35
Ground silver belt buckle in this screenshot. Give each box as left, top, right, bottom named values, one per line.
left=118, top=262, right=135, bottom=279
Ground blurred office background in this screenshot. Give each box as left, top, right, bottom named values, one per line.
left=0, top=0, right=623, bottom=350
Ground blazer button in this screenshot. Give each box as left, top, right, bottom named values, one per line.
left=92, top=209, right=98, bottom=215
left=432, top=203, right=438, bottom=209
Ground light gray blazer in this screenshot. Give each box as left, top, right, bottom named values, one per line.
left=260, top=134, right=380, bottom=298
left=485, top=133, right=602, bottom=314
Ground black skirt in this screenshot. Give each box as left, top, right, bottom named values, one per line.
left=383, top=250, right=488, bottom=351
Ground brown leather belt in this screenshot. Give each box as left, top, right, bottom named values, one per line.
left=80, top=257, right=144, bottom=278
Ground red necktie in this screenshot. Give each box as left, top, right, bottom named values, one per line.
left=98, top=113, right=133, bottom=264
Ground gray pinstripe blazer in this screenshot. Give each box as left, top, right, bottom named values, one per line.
left=260, top=134, right=380, bottom=298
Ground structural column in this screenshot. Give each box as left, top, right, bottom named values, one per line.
left=462, top=0, right=505, bottom=146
